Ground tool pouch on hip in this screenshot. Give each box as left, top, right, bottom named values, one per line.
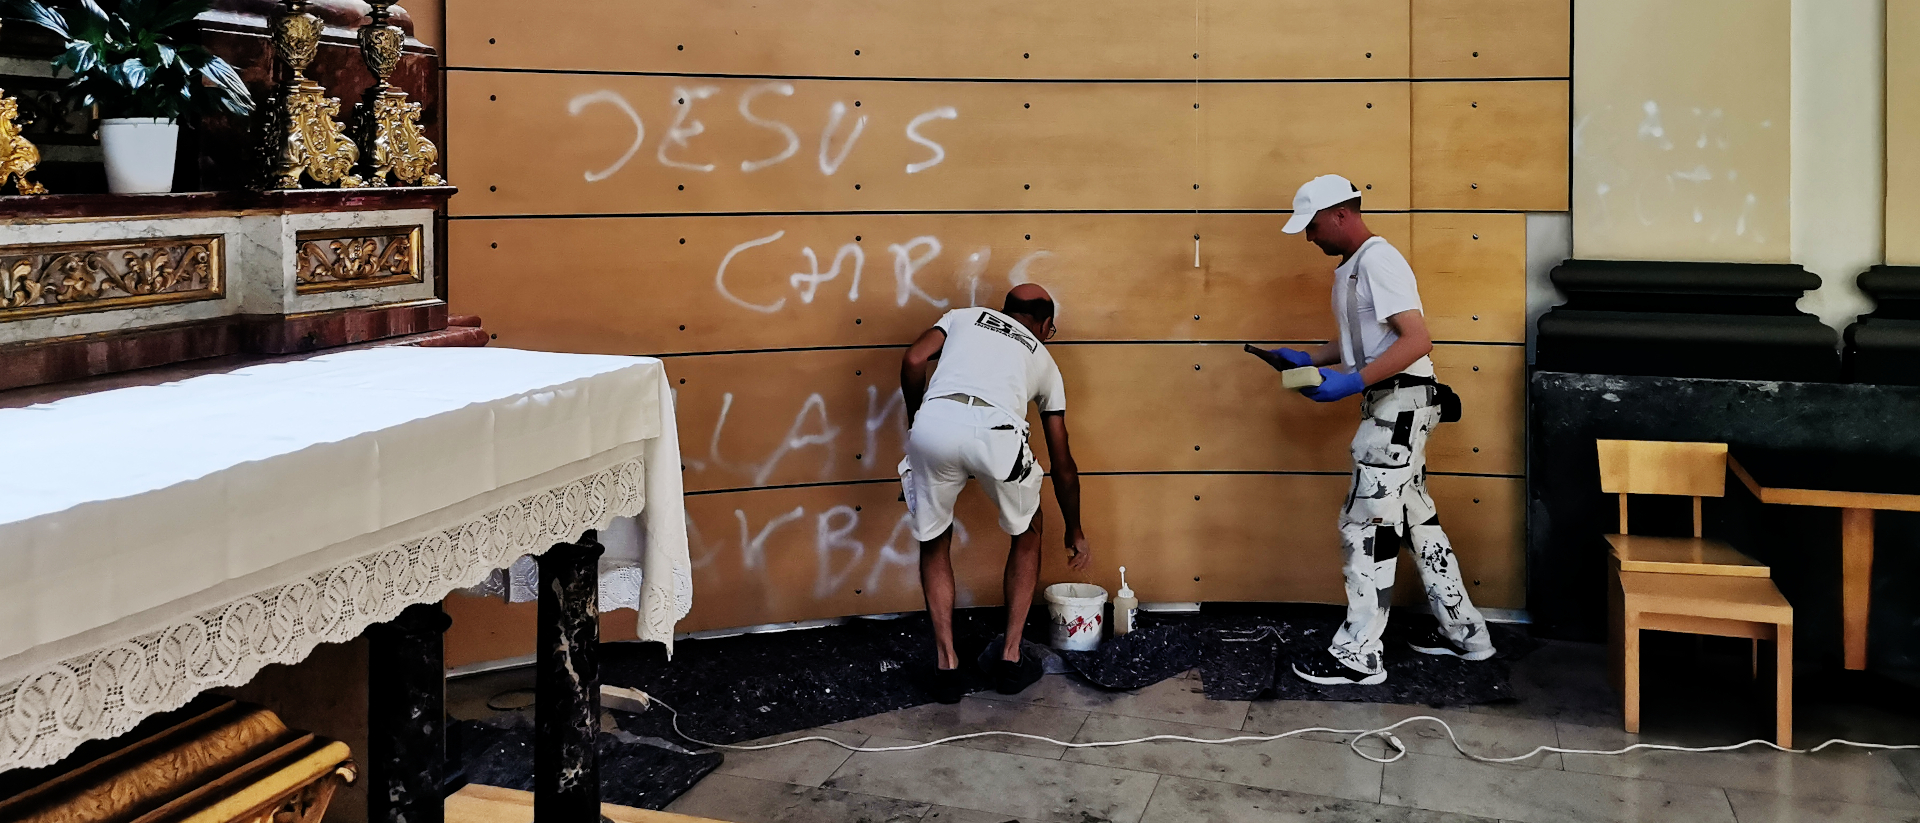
left=1434, top=381, right=1463, bottom=423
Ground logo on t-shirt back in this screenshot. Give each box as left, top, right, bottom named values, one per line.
left=975, top=312, right=1038, bottom=352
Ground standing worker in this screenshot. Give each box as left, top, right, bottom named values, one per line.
left=1261, top=174, right=1494, bottom=686
left=900, top=284, right=1092, bottom=702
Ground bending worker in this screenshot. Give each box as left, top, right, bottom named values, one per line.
left=1264, top=174, right=1494, bottom=686
left=900, top=284, right=1091, bottom=702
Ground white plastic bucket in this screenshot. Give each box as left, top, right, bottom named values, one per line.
left=99, top=118, right=179, bottom=194
left=1044, top=583, right=1108, bottom=651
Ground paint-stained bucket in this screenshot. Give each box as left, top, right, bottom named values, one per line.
left=1044, top=583, right=1108, bottom=651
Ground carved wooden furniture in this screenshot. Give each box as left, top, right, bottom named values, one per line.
left=1729, top=447, right=1920, bottom=671
left=0, top=700, right=355, bottom=823
left=0, top=188, right=454, bottom=392
left=1599, top=439, right=1794, bottom=748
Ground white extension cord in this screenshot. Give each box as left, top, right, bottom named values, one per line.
left=608, top=688, right=1920, bottom=765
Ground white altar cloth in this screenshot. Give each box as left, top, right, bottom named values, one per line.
left=0, top=347, right=692, bottom=771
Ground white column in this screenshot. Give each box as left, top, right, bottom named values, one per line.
left=1791, top=0, right=1887, bottom=331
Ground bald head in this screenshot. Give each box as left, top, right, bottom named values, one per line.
left=1002, top=284, right=1057, bottom=342
left=1008, top=283, right=1051, bottom=304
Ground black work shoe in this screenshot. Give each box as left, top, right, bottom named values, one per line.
left=1407, top=627, right=1496, bottom=661
left=1291, top=650, right=1387, bottom=686
left=991, top=652, right=1044, bottom=695
left=930, top=667, right=967, bottom=704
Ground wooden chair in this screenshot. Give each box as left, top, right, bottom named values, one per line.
left=1598, top=439, right=1794, bottom=747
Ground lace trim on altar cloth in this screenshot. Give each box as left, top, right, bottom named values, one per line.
left=0, top=458, right=646, bottom=772
left=466, top=556, right=645, bottom=612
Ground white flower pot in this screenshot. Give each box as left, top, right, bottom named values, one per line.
left=98, top=118, right=180, bottom=194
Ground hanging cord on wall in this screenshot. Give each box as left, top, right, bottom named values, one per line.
left=605, top=688, right=1920, bottom=766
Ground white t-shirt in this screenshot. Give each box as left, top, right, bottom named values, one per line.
left=924, top=307, right=1067, bottom=422
left=1332, top=236, right=1435, bottom=378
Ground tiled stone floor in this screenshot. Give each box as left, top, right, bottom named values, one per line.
left=452, top=639, right=1920, bottom=823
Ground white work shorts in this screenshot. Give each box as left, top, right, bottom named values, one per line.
left=903, top=399, right=1043, bottom=542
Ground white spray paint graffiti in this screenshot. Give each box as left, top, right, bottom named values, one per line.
left=687, top=502, right=975, bottom=604
left=789, top=244, right=865, bottom=303
left=567, top=91, right=644, bottom=182
left=738, top=82, right=800, bottom=173
left=715, top=231, right=788, bottom=313
left=819, top=101, right=868, bottom=175
left=954, top=247, right=991, bottom=307
left=565, top=85, right=953, bottom=182
left=737, top=506, right=806, bottom=570
left=887, top=237, right=950, bottom=309
left=683, top=383, right=985, bottom=603
left=904, top=107, right=958, bottom=174
left=708, top=232, right=1057, bottom=317
left=658, top=86, right=720, bottom=172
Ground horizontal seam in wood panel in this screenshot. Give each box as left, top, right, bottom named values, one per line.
left=684, top=469, right=1523, bottom=496
left=447, top=209, right=1557, bottom=220
left=648, top=340, right=1523, bottom=358
left=446, top=66, right=1568, bottom=83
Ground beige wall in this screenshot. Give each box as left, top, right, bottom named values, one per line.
left=1892, top=0, right=1920, bottom=266
left=1573, top=0, right=1792, bottom=262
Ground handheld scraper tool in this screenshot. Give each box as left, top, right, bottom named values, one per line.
left=1244, top=344, right=1326, bottom=390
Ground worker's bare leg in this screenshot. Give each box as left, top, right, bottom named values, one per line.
left=1001, top=508, right=1044, bottom=662
left=919, top=526, right=959, bottom=670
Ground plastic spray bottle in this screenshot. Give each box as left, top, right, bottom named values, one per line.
left=1113, top=566, right=1138, bottom=636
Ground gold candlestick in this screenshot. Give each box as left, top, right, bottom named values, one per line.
left=260, top=0, right=362, bottom=189
left=351, top=0, right=442, bottom=186
left=1, top=22, right=48, bottom=195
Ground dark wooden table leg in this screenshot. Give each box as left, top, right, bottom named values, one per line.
left=368, top=601, right=453, bottom=823
left=1842, top=508, right=1875, bottom=671
left=535, top=531, right=604, bottom=822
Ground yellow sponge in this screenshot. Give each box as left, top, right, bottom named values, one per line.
left=1281, top=366, right=1324, bottom=389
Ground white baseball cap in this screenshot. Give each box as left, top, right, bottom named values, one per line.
left=1281, top=174, right=1363, bottom=234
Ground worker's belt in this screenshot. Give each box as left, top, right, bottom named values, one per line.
left=934, top=393, right=996, bottom=408
left=1363, top=373, right=1463, bottom=423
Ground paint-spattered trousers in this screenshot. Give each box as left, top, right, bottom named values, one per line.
left=1328, top=383, right=1493, bottom=676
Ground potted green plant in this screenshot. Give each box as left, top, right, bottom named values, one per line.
left=2, top=0, right=251, bottom=193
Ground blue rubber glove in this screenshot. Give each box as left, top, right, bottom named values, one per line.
left=1301, top=368, right=1364, bottom=402
left=1269, top=347, right=1315, bottom=368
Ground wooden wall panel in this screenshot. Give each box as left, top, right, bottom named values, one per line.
left=1035, top=343, right=1523, bottom=476
left=1036, top=474, right=1524, bottom=608
left=1200, top=82, right=1411, bottom=211
left=445, top=0, right=1409, bottom=80
left=661, top=341, right=1521, bottom=493
left=1411, top=212, right=1528, bottom=342
left=1411, top=80, right=1568, bottom=211
left=1411, top=0, right=1570, bottom=78
left=446, top=73, right=1413, bottom=215
left=449, top=213, right=1499, bottom=355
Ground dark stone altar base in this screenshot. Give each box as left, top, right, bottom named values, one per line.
left=1530, top=371, right=1920, bottom=677
left=448, top=716, right=721, bottom=811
